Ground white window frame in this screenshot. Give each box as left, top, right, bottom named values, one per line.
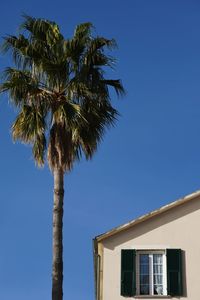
left=136, top=250, right=167, bottom=296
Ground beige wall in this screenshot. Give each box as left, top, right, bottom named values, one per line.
left=100, top=196, right=200, bottom=300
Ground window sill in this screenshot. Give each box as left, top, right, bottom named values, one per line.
left=135, top=296, right=171, bottom=299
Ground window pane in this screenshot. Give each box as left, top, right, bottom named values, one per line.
left=153, top=254, right=163, bottom=296
left=140, top=255, right=149, bottom=295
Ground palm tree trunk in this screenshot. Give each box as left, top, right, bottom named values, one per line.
left=52, top=168, right=64, bottom=300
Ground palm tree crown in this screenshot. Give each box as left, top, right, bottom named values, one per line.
left=1, top=15, right=125, bottom=171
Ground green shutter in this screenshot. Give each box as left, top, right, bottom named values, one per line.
left=121, top=249, right=136, bottom=296
left=167, top=249, right=183, bottom=296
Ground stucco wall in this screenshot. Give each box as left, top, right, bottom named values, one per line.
left=101, top=196, right=200, bottom=300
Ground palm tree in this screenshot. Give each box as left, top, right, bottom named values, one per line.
left=0, top=15, right=124, bottom=300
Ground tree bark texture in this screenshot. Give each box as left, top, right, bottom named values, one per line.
left=52, top=169, right=64, bottom=300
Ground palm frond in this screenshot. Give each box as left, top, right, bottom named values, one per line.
left=12, top=104, right=46, bottom=142
left=73, top=22, right=93, bottom=41
left=72, top=99, right=118, bottom=159
left=1, top=34, right=32, bottom=69
left=82, top=37, right=116, bottom=69
left=32, top=133, right=46, bottom=166
left=12, top=104, right=47, bottom=166
left=0, top=68, right=52, bottom=107
left=20, top=14, right=64, bottom=44
left=52, top=101, right=87, bottom=129
left=101, top=79, right=125, bottom=97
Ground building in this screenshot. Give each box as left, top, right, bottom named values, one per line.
left=93, top=190, right=200, bottom=300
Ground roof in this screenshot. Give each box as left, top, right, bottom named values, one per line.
left=95, top=189, right=200, bottom=242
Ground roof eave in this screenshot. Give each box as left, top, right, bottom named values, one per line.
left=95, top=189, right=200, bottom=242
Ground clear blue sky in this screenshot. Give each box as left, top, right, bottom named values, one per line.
left=1, top=1, right=200, bottom=299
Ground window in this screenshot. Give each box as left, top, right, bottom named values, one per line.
left=121, top=249, right=183, bottom=297
left=136, top=251, right=167, bottom=296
